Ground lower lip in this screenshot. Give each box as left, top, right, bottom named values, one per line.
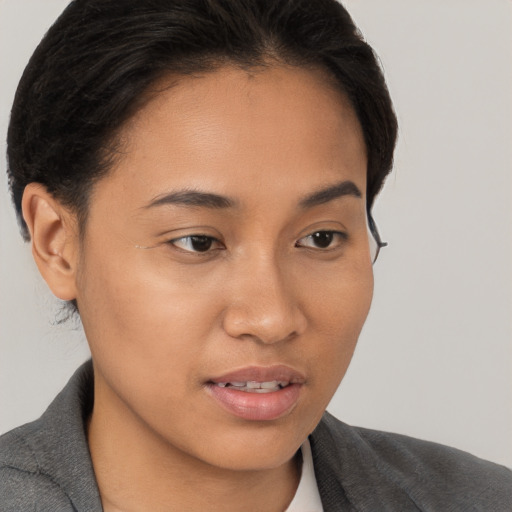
left=206, top=383, right=302, bottom=421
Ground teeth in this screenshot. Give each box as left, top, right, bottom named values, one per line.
left=214, top=380, right=290, bottom=392
left=260, top=381, right=280, bottom=389
left=241, top=386, right=279, bottom=393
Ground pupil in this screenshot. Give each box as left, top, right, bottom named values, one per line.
left=191, top=236, right=213, bottom=252
left=313, top=232, right=333, bottom=248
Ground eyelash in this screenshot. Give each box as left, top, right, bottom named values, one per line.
left=168, top=230, right=348, bottom=255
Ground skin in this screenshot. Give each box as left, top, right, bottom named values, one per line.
left=23, top=64, right=373, bottom=511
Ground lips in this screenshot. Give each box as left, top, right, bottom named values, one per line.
left=206, top=365, right=305, bottom=421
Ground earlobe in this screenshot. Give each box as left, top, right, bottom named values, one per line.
left=21, top=183, right=79, bottom=301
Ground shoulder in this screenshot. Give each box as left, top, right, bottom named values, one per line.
left=0, top=424, right=74, bottom=511
left=311, top=412, right=512, bottom=510
left=320, top=412, right=511, bottom=482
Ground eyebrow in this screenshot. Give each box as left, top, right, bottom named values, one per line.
left=144, top=190, right=236, bottom=210
left=144, top=180, right=362, bottom=211
left=298, top=180, right=362, bottom=209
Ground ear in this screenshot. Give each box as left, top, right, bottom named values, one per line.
left=21, top=183, right=79, bottom=301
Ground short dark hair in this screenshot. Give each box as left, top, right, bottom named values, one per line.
left=7, top=0, right=397, bottom=241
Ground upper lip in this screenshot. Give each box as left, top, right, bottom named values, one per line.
left=208, top=365, right=306, bottom=384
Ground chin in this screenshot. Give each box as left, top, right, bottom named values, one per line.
left=199, top=438, right=301, bottom=472
left=185, top=413, right=317, bottom=472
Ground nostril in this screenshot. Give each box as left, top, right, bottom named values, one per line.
left=222, top=309, right=304, bottom=345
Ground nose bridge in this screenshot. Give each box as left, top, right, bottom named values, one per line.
left=221, top=248, right=306, bottom=344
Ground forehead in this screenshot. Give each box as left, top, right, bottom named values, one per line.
left=95, top=64, right=367, bottom=210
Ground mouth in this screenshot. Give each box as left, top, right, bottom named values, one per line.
left=205, top=365, right=305, bottom=421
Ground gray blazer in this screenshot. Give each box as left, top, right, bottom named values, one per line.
left=1, top=361, right=511, bottom=511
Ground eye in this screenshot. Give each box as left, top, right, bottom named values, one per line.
left=169, top=235, right=223, bottom=253
left=295, top=230, right=347, bottom=250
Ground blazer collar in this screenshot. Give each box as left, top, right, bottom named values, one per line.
left=28, top=360, right=103, bottom=511
left=310, top=412, right=421, bottom=512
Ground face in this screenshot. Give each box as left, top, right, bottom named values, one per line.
left=76, top=65, right=373, bottom=471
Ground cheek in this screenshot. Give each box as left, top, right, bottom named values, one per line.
left=302, top=260, right=374, bottom=394
left=75, top=240, right=219, bottom=384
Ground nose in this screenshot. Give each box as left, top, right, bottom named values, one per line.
left=221, top=254, right=307, bottom=345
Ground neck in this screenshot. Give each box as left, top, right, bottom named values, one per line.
left=87, top=376, right=301, bottom=512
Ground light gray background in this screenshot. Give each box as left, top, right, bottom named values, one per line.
left=1, top=0, right=511, bottom=468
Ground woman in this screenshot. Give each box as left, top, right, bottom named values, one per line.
left=1, top=1, right=510, bottom=510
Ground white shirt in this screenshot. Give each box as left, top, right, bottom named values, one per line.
left=284, top=439, right=324, bottom=512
